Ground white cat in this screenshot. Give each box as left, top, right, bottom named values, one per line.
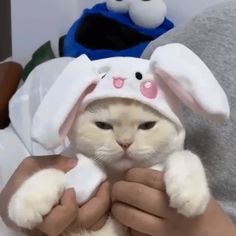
left=9, top=44, right=229, bottom=236
left=8, top=98, right=210, bottom=236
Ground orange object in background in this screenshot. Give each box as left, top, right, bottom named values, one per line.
left=0, top=62, right=22, bottom=129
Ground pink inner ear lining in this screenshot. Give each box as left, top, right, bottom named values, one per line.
left=157, top=70, right=212, bottom=117
left=140, top=80, right=158, bottom=99
left=84, top=83, right=97, bottom=95
left=59, top=82, right=97, bottom=140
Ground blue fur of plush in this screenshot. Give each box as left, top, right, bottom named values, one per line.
left=64, top=3, right=174, bottom=59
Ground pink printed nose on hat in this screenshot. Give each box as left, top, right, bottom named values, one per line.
left=113, top=77, right=126, bottom=89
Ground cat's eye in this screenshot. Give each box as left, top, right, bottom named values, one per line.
left=138, top=121, right=156, bottom=130
left=95, top=122, right=113, bottom=130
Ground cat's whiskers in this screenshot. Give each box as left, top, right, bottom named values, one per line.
left=129, top=146, right=155, bottom=158
left=92, top=155, right=106, bottom=166
left=69, top=98, right=180, bottom=172
left=95, top=145, right=123, bottom=163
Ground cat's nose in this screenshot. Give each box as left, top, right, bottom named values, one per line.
left=117, top=141, right=132, bottom=150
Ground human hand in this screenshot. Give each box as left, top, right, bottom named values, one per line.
left=0, top=155, right=79, bottom=236
left=0, top=155, right=111, bottom=236
left=26, top=181, right=110, bottom=236
left=24, top=182, right=110, bottom=236
left=111, top=168, right=236, bottom=236
left=63, top=181, right=111, bottom=235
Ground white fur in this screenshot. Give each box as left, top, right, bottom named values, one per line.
left=8, top=169, right=65, bottom=229
left=9, top=99, right=210, bottom=235
left=69, top=98, right=183, bottom=173
left=164, top=150, right=210, bottom=217
left=65, top=154, right=106, bottom=204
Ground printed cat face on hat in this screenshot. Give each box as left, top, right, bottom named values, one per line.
left=82, top=56, right=183, bottom=129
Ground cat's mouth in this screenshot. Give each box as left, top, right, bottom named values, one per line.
left=110, top=158, right=135, bottom=172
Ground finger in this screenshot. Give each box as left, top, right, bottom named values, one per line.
left=79, top=181, right=111, bottom=229
left=112, top=202, right=166, bottom=236
left=89, top=215, right=108, bottom=231
left=68, top=212, right=109, bottom=233
left=0, top=156, right=77, bottom=231
left=112, top=181, right=171, bottom=218
left=130, top=229, right=149, bottom=236
left=31, top=155, right=78, bottom=173
left=96, top=181, right=111, bottom=198
left=23, top=228, right=46, bottom=236
left=125, top=168, right=165, bottom=191
left=37, top=188, right=77, bottom=236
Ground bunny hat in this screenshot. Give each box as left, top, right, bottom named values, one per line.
left=32, top=43, right=230, bottom=150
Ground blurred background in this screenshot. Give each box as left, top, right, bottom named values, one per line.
left=0, top=0, right=226, bottom=65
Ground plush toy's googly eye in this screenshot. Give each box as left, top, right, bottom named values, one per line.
left=106, top=0, right=130, bottom=13
left=129, top=0, right=167, bottom=28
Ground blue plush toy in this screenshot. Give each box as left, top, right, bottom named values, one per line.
left=64, top=1, right=174, bottom=60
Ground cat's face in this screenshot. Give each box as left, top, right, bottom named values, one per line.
left=69, top=98, right=183, bottom=172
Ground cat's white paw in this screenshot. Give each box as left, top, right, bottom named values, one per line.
left=164, top=151, right=210, bottom=217
left=8, top=168, right=66, bottom=229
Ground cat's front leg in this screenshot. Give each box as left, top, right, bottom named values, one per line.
left=164, top=150, right=210, bottom=217
left=65, top=154, right=107, bottom=204
left=8, top=168, right=66, bottom=229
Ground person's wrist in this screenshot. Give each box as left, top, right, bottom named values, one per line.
left=189, top=198, right=236, bottom=236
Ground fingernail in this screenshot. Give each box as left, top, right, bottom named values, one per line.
left=67, top=188, right=76, bottom=199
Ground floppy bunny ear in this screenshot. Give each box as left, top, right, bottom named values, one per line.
left=32, top=55, right=100, bottom=149
left=150, top=43, right=230, bottom=122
